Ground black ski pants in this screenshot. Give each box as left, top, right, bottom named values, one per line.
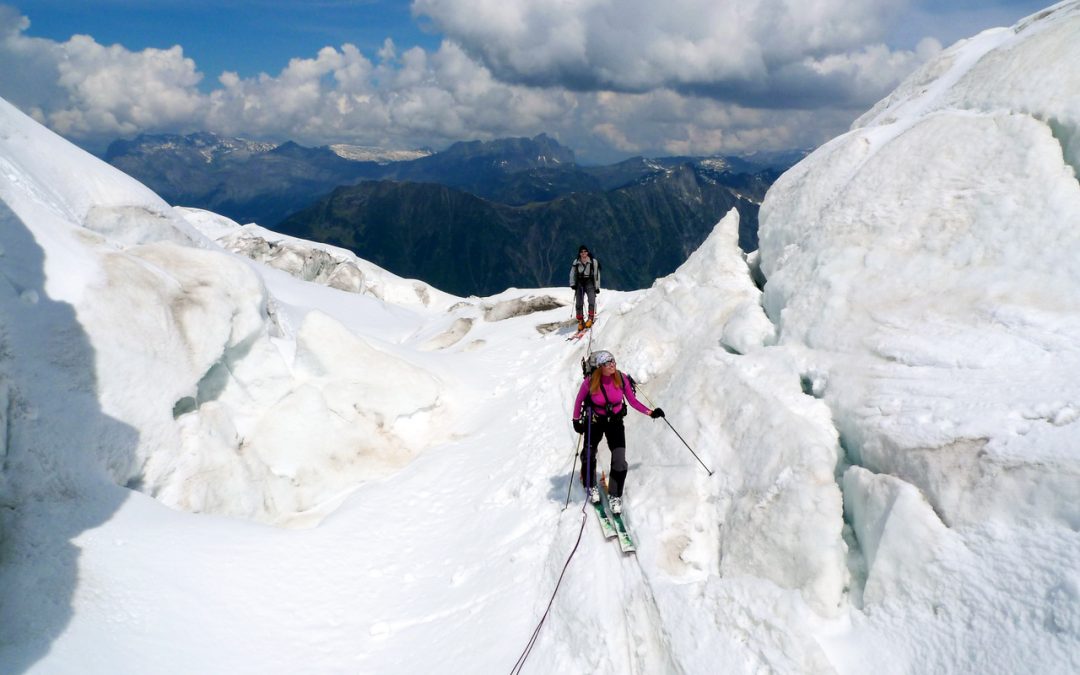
left=581, top=413, right=629, bottom=497
left=574, top=282, right=596, bottom=319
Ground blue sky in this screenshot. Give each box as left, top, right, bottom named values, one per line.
left=11, top=0, right=440, bottom=87
left=0, top=0, right=1058, bottom=162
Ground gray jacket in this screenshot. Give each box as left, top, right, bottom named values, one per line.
left=569, top=257, right=601, bottom=289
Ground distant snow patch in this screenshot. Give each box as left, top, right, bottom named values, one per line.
left=328, top=144, right=433, bottom=163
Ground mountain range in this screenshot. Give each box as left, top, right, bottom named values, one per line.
left=106, top=132, right=804, bottom=294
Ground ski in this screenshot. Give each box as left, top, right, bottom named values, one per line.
left=566, top=328, right=589, bottom=341
left=599, top=478, right=635, bottom=553
left=610, top=511, right=636, bottom=553
left=592, top=499, right=617, bottom=539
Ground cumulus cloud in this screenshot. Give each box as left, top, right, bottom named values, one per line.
left=202, top=40, right=579, bottom=148
left=0, top=8, right=579, bottom=152
left=0, top=8, right=207, bottom=141
left=0, top=2, right=941, bottom=161
left=411, top=0, right=933, bottom=109
left=50, top=38, right=206, bottom=138
left=575, top=89, right=852, bottom=158
left=0, top=6, right=71, bottom=122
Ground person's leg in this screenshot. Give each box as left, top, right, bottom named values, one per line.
left=606, top=420, right=628, bottom=497
left=575, top=284, right=585, bottom=322
left=585, top=284, right=596, bottom=325
left=580, top=418, right=606, bottom=490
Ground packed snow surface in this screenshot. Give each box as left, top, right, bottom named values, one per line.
left=1, top=3, right=1079, bottom=673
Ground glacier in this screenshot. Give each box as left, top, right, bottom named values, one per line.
left=0, top=2, right=1078, bottom=673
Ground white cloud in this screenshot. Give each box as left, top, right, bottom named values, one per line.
left=201, top=39, right=582, bottom=149
left=0, top=12, right=207, bottom=140
left=51, top=37, right=206, bottom=137
left=571, top=88, right=852, bottom=158
left=0, top=2, right=942, bottom=160
left=412, top=0, right=928, bottom=108
left=0, top=9, right=580, bottom=152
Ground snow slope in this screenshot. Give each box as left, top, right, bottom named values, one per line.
left=1, top=3, right=1079, bottom=673
left=0, top=91, right=839, bottom=673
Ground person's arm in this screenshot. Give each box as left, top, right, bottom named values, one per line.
left=572, top=378, right=590, bottom=419
left=569, top=262, right=576, bottom=288
left=594, top=259, right=601, bottom=290
left=622, top=376, right=651, bottom=415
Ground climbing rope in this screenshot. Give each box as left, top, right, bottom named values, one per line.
left=510, top=295, right=604, bottom=673
left=509, top=499, right=588, bottom=675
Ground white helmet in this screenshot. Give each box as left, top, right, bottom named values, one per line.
left=590, top=350, right=615, bottom=369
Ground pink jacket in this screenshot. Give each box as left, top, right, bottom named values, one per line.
left=572, top=373, right=651, bottom=418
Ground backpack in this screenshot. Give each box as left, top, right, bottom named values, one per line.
left=572, top=256, right=601, bottom=281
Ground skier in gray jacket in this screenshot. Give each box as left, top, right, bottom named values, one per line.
left=569, top=244, right=601, bottom=331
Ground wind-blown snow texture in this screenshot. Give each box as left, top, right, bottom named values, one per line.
left=1, top=3, right=1078, bottom=673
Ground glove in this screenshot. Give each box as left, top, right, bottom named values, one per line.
left=571, top=284, right=577, bottom=290
left=650, top=407, right=665, bottom=419
left=573, top=418, right=585, bottom=433
left=595, top=288, right=601, bottom=295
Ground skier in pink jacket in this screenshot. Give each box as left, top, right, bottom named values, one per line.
left=571, top=350, right=664, bottom=514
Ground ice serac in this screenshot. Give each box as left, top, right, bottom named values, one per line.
left=842, top=466, right=962, bottom=606
left=759, top=1, right=1080, bottom=529
left=601, top=209, right=848, bottom=616
left=0, top=96, right=452, bottom=524
left=758, top=2, right=1080, bottom=670
left=712, top=350, right=847, bottom=616
left=606, top=209, right=775, bottom=374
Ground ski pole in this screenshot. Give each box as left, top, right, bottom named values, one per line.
left=563, top=432, right=582, bottom=509
left=638, top=389, right=714, bottom=476
left=661, top=418, right=714, bottom=476
left=585, top=412, right=594, bottom=498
